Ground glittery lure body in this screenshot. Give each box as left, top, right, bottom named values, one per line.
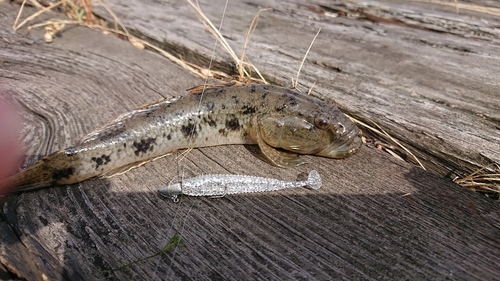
left=159, top=170, right=322, bottom=201
left=4, top=84, right=360, bottom=193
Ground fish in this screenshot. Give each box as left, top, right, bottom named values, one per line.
left=2, top=84, right=361, bottom=193
left=159, top=170, right=322, bottom=202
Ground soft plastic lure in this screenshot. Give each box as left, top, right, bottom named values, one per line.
left=159, top=170, right=322, bottom=202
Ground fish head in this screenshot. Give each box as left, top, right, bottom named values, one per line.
left=250, top=94, right=361, bottom=167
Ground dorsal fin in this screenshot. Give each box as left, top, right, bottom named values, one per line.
left=136, top=95, right=179, bottom=110
left=77, top=96, right=181, bottom=144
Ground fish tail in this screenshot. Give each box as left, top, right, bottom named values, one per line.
left=1, top=162, right=54, bottom=194
left=306, top=170, right=322, bottom=190
left=1, top=150, right=80, bottom=194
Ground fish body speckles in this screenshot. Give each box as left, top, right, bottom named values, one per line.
left=4, top=84, right=361, bottom=193
left=133, top=138, right=157, bottom=156
left=91, top=154, right=111, bottom=169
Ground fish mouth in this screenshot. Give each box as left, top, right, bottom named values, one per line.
left=317, top=127, right=361, bottom=158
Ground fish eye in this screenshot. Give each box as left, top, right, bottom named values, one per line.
left=314, top=114, right=331, bottom=130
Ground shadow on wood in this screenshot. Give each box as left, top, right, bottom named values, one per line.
left=2, top=158, right=500, bottom=280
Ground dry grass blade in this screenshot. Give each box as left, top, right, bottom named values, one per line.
left=306, top=81, right=316, bottom=95
left=84, top=25, right=201, bottom=76
left=93, top=0, right=129, bottom=36
left=14, top=0, right=266, bottom=84
left=14, top=0, right=129, bottom=35
left=175, top=148, right=194, bottom=163
left=81, top=0, right=94, bottom=24
left=239, top=8, right=270, bottom=83
left=13, top=0, right=27, bottom=29
left=294, top=28, right=321, bottom=89
left=186, top=0, right=241, bottom=70
left=454, top=164, right=500, bottom=198
left=186, top=0, right=266, bottom=83
left=125, top=35, right=200, bottom=76
left=11, top=0, right=204, bottom=77
left=13, top=0, right=62, bottom=30
left=27, top=0, right=44, bottom=9
left=347, top=115, right=427, bottom=170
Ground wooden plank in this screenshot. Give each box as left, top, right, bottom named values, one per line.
left=94, top=0, right=500, bottom=179
left=0, top=1, right=499, bottom=280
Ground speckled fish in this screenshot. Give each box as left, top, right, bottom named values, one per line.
left=3, top=84, right=361, bottom=193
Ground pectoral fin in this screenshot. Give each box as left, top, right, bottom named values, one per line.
left=249, top=115, right=306, bottom=168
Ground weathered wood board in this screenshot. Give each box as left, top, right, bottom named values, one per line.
left=95, top=0, right=500, bottom=180
left=0, top=1, right=499, bottom=281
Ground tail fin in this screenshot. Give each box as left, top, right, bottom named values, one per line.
left=306, top=170, right=322, bottom=190
left=0, top=161, right=56, bottom=194
left=0, top=150, right=78, bottom=195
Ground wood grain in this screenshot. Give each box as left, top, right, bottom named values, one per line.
left=0, top=1, right=499, bottom=280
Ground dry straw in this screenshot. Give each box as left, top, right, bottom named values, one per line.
left=186, top=0, right=267, bottom=83
left=454, top=164, right=500, bottom=199
left=293, top=28, right=321, bottom=90
left=12, top=0, right=206, bottom=77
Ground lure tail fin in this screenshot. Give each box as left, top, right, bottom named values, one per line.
left=306, top=170, right=322, bottom=190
